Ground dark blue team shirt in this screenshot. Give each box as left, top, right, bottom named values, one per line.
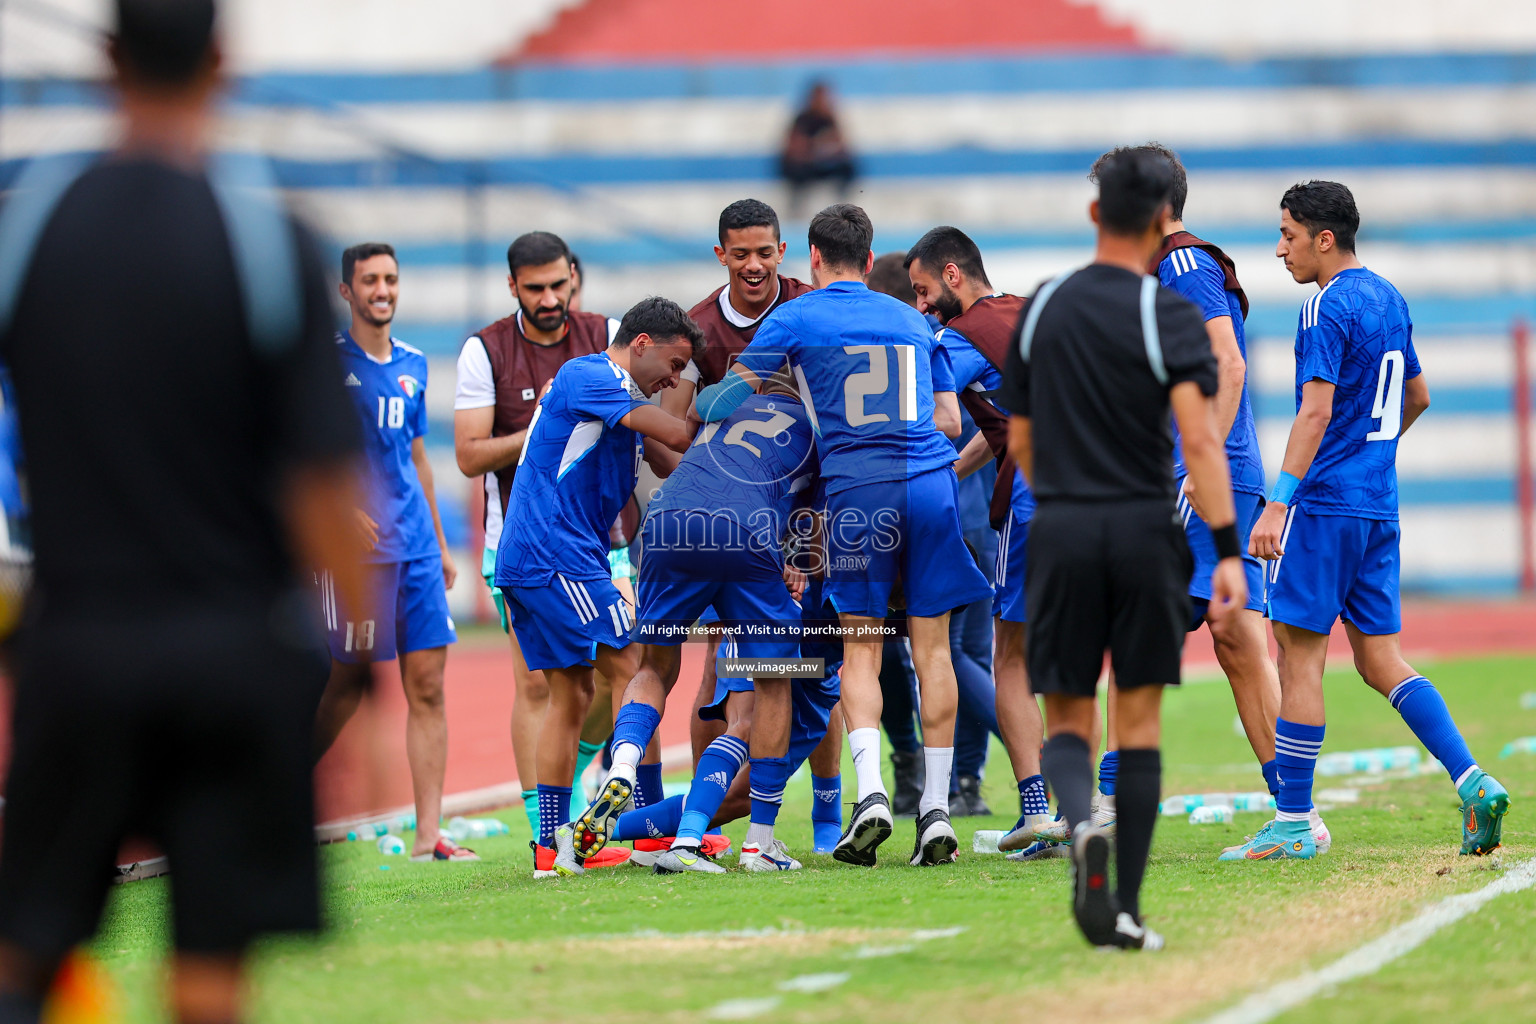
left=336, top=333, right=438, bottom=564
left=495, top=353, right=644, bottom=586
left=1293, top=267, right=1421, bottom=521
left=735, top=281, right=957, bottom=494
left=934, top=327, right=1035, bottom=521
left=1157, top=246, right=1266, bottom=497
left=648, top=393, right=817, bottom=560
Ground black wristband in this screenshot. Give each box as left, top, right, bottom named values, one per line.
left=1212, top=523, right=1242, bottom=561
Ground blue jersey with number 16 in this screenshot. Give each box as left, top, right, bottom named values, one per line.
left=734, top=280, right=956, bottom=494
left=1293, top=267, right=1421, bottom=521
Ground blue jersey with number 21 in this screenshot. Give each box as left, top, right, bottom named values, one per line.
left=1293, top=267, right=1421, bottom=521
left=735, top=280, right=956, bottom=494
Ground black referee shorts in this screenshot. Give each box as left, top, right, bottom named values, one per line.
left=0, top=608, right=329, bottom=959
left=1026, top=500, right=1192, bottom=697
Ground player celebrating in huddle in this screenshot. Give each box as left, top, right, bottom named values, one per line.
left=698, top=204, right=993, bottom=867
left=454, top=231, right=620, bottom=838
left=493, top=298, right=701, bottom=876
left=903, top=228, right=1054, bottom=855
left=563, top=370, right=825, bottom=875
left=313, top=243, right=470, bottom=861
left=668, top=198, right=844, bottom=853
left=1235, top=181, right=1509, bottom=860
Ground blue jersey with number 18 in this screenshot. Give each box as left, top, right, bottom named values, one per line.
left=1293, top=267, right=1421, bottom=521
left=734, top=280, right=956, bottom=494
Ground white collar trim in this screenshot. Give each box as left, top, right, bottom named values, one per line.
left=719, top=278, right=781, bottom=329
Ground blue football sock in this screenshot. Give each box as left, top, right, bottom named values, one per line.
left=1018, top=775, right=1050, bottom=819
left=811, top=773, right=843, bottom=826
left=1274, top=719, right=1325, bottom=820
left=613, top=794, right=685, bottom=842
left=611, top=703, right=661, bottom=757
left=749, top=755, right=793, bottom=827
left=635, top=762, right=664, bottom=809
left=521, top=788, right=538, bottom=838
left=677, top=735, right=748, bottom=844
left=571, top=740, right=603, bottom=817
left=1098, top=750, right=1119, bottom=797
left=1261, top=758, right=1280, bottom=798
left=1388, top=675, right=1477, bottom=783
left=536, top=784, right=571, bottom=846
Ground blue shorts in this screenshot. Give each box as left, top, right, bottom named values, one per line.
left=702, top=644, right=840, bottom=772
left=824, top=468, right=993, bottom=619
left=1178, top=482, right=1267, bottom=629
left=500, top=574, right=633, bottom=672
left=634, top=511, right=799, bottom=658
left=325, top=555, right=456, bottom=664
left=993, top=514, right=1028, bottom=624
left=1265, top=508, right=1401, bottom=636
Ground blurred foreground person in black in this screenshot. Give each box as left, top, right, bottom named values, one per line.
left=0, top=1, right=364, bottom=1021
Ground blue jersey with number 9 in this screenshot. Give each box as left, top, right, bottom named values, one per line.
left=735, top=280, right=957, bottom=495
left=1293, top=267, right=1421, bottom=521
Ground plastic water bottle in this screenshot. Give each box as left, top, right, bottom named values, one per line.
left=1520, top=693, right=1536, bottom=710
left=972, top=830, right=1006, bottom=854
left=1232, top=792, right=1276, bottom=812
left=447, top=816, right=511, bottom=841
left=1499, top=736, right=1536, bottom=759
left=1189, top=806, right=1235, bottom=825
left=347, top=821, right=391, bottom=842
left=376, top=834, right=406, bottom=856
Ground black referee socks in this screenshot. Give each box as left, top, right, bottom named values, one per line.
left=1040, top=733, right=1094, bottom=831
left=1115, top=748, right=1162, bottom=921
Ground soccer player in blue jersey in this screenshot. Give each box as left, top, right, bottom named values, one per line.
left=697, top=204, right=994, bottom=867
left=494, top=297, right=700, bottom=876
left=561, top=369, right=829, bottom=874
left=312, top=243, right=472, bottom=861
left=1233, top=181, right=1509, bottom=861
left=1137, top=146, right=1316, bottom=856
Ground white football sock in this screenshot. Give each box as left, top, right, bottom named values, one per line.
left=609, top=742, right=642, bottom=777
left=744, top=822, right=774, bottom=850
left=849, top=728, right=887, bottom=802
left=1454, top=764, right=1480, bottom=790
left=920, top=746, right=954, bottom=816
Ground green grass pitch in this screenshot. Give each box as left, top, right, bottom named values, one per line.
left=96, top=655, right=1536, bottom=1023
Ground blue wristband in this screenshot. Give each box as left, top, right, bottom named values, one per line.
left=1269, top=471, right=1301, bottom=506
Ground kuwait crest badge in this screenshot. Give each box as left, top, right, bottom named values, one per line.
left=397, top=375, right=421, bottom=399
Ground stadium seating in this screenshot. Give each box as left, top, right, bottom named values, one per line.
left=4, top=0, right=1535, bottom=596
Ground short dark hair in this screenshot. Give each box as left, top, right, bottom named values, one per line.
left=903, top=226, right=990, bottom=288
left=719, top=199, right=781, bottom=244
left=1138, top=143, right=1188, bottom=221
left=808, top=203, right=873, bottom=272
left=866, top=252, right=917, bottom=305
left=342, top=242, right=396, bottom=286
left=613, top=297, right=706, bottom=360
left=1281, top=180, right=1360, bottom=253
left=114, top=0, right=217, bottom=86
left=1088, top=147, right=1175, bottom=236
left=507, top=231, right=572, bottom=277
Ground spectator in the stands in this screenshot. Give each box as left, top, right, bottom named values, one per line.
left=779, top=81, right=857, bottom=213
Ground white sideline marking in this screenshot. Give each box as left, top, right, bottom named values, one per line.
left=1197, top=856, right=1536, bottom=1024
left=706, top=996, right=782, bottom=1019
left=777, top=972, right=850, bottom=993
left=850, top=943, right=914, bottom=959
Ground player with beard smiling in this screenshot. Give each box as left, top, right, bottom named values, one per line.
left=454, top=231, right=636, bottom=847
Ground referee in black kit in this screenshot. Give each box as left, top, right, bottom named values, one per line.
left=996, top=147, right=1247, bottom=952
left=0, top=2, right=363, bottom=1022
